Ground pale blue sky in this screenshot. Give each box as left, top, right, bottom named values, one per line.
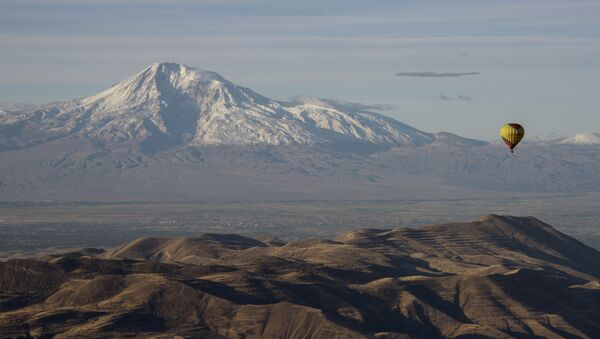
left=1, top=0, right=599, bottom=139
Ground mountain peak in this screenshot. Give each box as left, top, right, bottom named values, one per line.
left=80, top=62, right=232, bottom=118
left=557, top=132, right=600, bottom=145
left=145, top=61, right=227, bottom=84
left=1, top=63, right=483, bottom=151
left=150, top=61, right=190, bottom=71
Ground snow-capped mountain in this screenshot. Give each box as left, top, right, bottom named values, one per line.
left=556, top=132, right=600, bottom=145
left=524, top=133, right=565, bottom=144
left=2, top=62, right=438, bottom=152
left=4, top=62, right=599, bottom=202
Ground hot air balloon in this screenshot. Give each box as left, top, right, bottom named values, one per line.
left=499, top=123, right=524, bottom=153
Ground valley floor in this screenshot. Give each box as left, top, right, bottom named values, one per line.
left=1, top=193, right=599, bottom=259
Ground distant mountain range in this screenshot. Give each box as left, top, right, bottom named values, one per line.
left=555, top=132, right=600, bottom=145
left=525, top=132, right=600, bottom=145
left=1, top=215, right=599, bottom=337
left=0, top=62, right=599, bottom=201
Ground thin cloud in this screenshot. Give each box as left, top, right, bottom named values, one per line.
left=395, top=71, right=480, bottom=77
left=289, top=95, right=395, bottom=112
left=439, top=94, right=473, bottom=101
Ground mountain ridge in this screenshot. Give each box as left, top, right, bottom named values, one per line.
left=1, top=62, right=600, bottom=201
left=556, top=132, right=600, bottom=145
left=0, top=62, right=454, bottom=153
left=1, top=215, right=599, bottom=338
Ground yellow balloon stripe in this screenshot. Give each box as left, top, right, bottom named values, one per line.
left=499, top=123, right=524, bottom=150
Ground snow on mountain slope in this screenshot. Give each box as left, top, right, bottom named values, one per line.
left=431, top=132, right=488, bottom=147
left=557, top=132, right=600, bottom=145
left=0, top=62, right=444, bottom=151
left=0, top=109, right=21, bottom=124
left=0, top=110, right=11, bottom=123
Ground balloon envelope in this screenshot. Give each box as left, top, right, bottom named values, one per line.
left=499, top=123, right=525, bottom=151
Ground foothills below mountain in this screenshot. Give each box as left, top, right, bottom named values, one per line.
left=1, top=62, right=600, bottom=200
left=1, top=215, right=599, bottom=338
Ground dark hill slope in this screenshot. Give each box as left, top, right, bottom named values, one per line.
left=1, top=215, right=599, bottom=338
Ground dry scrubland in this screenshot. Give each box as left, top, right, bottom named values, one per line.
left=1, top=215, right=599, bottom=338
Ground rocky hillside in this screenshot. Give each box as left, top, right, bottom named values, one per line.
left=1, top=215, right=599, bottom=338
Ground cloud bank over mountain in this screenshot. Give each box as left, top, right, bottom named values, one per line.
left=289, top=95, right=396, bottom=113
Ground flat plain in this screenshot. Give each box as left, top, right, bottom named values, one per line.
left=2, top=193, right=599, bottom=259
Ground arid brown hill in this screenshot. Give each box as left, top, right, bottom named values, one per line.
left=1, top=215, right=599, bottom=338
